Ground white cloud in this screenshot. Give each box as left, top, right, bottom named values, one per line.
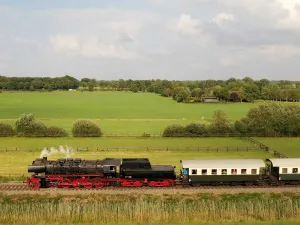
left=211, top=13, right=235, bottom=26
left=176, top=14, right=201, bottom=35
left=49, top=34, right=139, bottom=60
left=277, top=0, right=300, bottom=30
left=49, top=34, right=80, bottom=52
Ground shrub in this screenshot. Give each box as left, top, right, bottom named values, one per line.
left=23, top=122, right=48, bottom=137
left=162, top=124, right=187, bottom=137
left=185, top=123, right=207, bottom=136
left=47, top=126, right=68, bottom=137
left=15, top=113, right=35, bottom=133
left=208, top=110, right=233, bottom=134
left=0, top=123, right=15, bottom=137
left=72, top=120, right=102, bottom=137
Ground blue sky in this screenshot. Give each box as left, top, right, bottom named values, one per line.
left=1, top=0, right=300, bottom=80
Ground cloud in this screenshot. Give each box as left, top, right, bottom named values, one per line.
left=211, top=13, right=235, bottom=26
left=49, top=34, right=139, bottom=59
left=176, top=14, right=201, bottom=35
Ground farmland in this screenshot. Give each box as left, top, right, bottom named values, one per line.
left=256, top=138, right=300, bottom=157
left=0, top=91, right=279, bottom=134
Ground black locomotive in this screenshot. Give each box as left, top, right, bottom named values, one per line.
left=27, top=157, right=176, bottom=188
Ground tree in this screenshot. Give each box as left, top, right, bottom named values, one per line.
left=130, top=84, right=139, bottom=93
left=243, top=83, right=260, bottom=102
left=162, top=124, right=187, bottom=137
left=185, top=123, right=207, bottom=136
left=72, top=120, right=102, bottom=137
left=0, top=123, right=15, bottom=137
left=208, top=110, right=232, bottom=134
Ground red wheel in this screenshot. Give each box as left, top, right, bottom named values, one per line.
left=93, top=180, right=104, bottom=189
left=82, top=180, right=92, bottom=189
left=72, top=180, right=81, bottom=189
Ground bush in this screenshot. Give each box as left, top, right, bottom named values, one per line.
left=185, top=123, right=207, bottom=136
left=72, top=120, right=102, bottom=137
left=162, top=124, right=187, bottom=137
left=47, top=126, right=68, bottom=137
left=15, top=113, right=35, bottom=133
left=22, top=122, right=48, bottom=137
left=0, top=123, right=15, bottom=137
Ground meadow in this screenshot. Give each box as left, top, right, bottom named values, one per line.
left=256, top=138, right=300, bottom=157
left=0, top=91, right=270, bottom=134
left=1, top=192, right=300, bottom=225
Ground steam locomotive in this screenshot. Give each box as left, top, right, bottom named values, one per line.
left=27, top=157, right=177, bottom=188
left=26, top=157, right=300, bottom=189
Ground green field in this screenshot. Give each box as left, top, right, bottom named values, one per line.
left=256, top=138, right=300, bottom=157
left=0, top=137, right=269, bottom=177
left=0, top=91, right=276, bottom=134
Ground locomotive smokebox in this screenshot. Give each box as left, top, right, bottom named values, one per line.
left=28, top=165, right=46, bottom=173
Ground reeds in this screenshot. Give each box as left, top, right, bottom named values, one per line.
left=1, top=193, right=300, bottom=224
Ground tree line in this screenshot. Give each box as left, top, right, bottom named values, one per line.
left=1, top=75, right=300, bottom=102
left=0, top=114, right=102, bottom=137
left=0, top=75, right=79, bottom=91
left=163, top=103, right=300, bottom=137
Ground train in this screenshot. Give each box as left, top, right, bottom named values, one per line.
left=26, top=157, right=300, bottom=189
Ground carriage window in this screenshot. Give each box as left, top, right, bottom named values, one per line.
left=231, top=169, right=237, bottom=175
left=282, top=168, right=287, bottom=174
left=192, top=169, right=197, bottom=175
left=222, top=169, right=227, bottom=175
left=212, top=169, right=217, bottom=175
left=202, top=169, right=207, bottom=175
left=251, top=169, right=257, bottom=175
left=241, top=169, right=247, bottom=174
left=293, top=168, right=298, bottom=174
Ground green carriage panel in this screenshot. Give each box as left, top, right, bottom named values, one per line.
left=280, top=174, right=300, bottom=181
left=189, top=175, right=260, bottom=183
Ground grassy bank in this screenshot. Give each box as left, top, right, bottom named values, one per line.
left=1, top=192, right=300, bottom=225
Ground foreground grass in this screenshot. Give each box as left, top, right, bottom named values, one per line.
left=0, top=91, right=286, bottom=134
left=256, top=138, right=300, bottom=157
left=1, top=193, right=300, bottom=225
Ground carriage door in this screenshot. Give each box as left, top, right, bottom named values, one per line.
left=182, top=168, right=189, bottom=184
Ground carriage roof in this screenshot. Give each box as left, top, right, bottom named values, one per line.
left=267, top=158, right=300, bottom=168
left=180, top=159, right=265, bottom=169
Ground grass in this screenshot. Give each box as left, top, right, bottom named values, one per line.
left=255, top=138, right=300, bottom=157
left=0, top=137, right=270, bottom=177
left=1, top=192, right=300, bottom=224
left=0, top=91, right=287, bottom=134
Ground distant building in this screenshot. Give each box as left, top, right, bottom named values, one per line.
left=203, top=97, right=219, bottom=103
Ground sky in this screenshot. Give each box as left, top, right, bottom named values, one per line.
left=0, top=0, right=300, bottom=80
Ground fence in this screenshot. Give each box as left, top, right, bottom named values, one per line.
left=243, top=137, right=269, bottom=151
left=0, top=146, right=259, bottom=152
left=2, top=133, right=300, bottom=138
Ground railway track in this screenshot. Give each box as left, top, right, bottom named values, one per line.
left=1, top=182, right=300, bottom=193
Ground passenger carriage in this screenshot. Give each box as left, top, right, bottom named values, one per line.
left=267, top=158, right=300, bottom=185
left=180, top=159, right=265, bottom=186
